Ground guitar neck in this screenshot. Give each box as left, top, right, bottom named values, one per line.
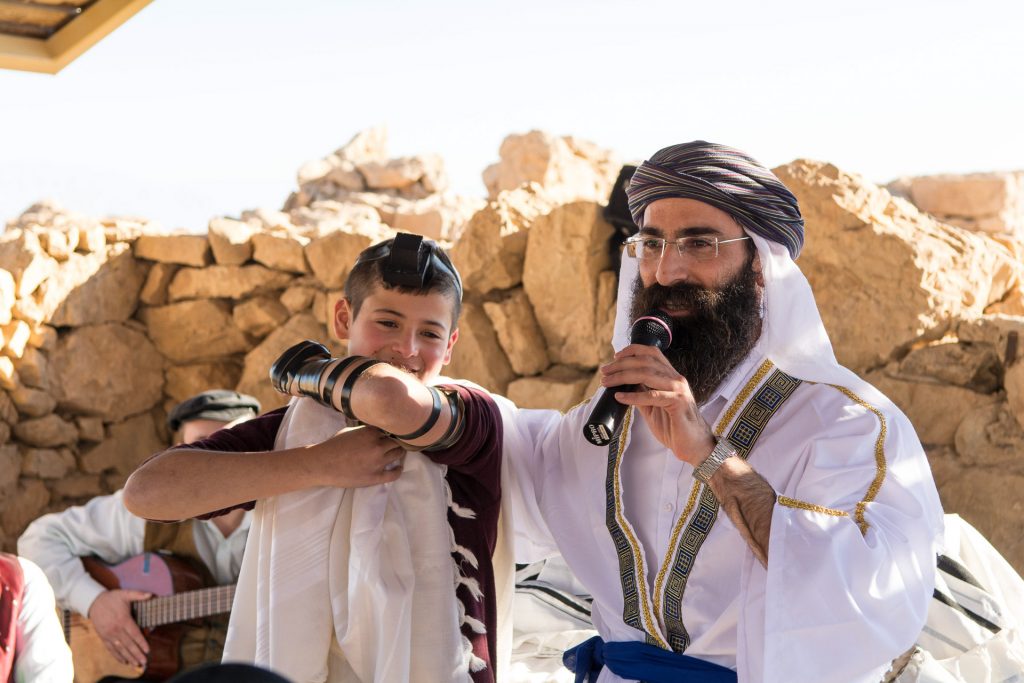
left=132, top=584, right=236, bottom=629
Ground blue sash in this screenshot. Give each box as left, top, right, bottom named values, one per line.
left=563, top=636, right=737, bottom=683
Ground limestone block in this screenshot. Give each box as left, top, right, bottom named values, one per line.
left=0, top=479, right=49, bottom=538
left=866, top=369, right=1000, bottom=446
left=140, top=300, right=251, bottom=363
left=47, top=245, right=147, bottom=328
left=907, top=172, right=1024, bottom=234
left=15, top=347, right=49, bottom=389
left=1005, top=361, right=1024, bottom=433
left=50, top=323, right=164, bottom=421
left=953, top=402, right=1024, bottom=469
left=314, top=290, right=343, bottom=327
left=52, top=474, right=103, bottom=500
left=523, top=202, right=613, bottom=368
left=483, top=131, right=620, bottom=204
left=243, top=209, right=296, bottom=232
left=0, top=445, right=18, bottom=493
left=2, top=320, right=30, bottom=359
left=595, top=270, right=618, bottom=364
left=102, top=218, right=148, bottom=243
left=236, top=313, right=331, bottom=412
left=77, top=224, right=106, bottom=253
left=0, top=357, right=18, bottom=391
left=0, top=270, right=15, bottom=326
left=775, top=160, right=1022, bottom=372
left=326, top=161, right=366, bottom=191
left=27, top=325, right=56, bottom=351
left=164, top=362, right=244, bottom=404
left=445, top=302, right=515, bottom=394
left=507, top=367, right=591, bottom=411
left=280, top=284, right=318, bottom=314
left=38, top=227, right=78, bottom=260
left=936, top=468, right=1024, bottom=573
left=305, top=231, right=373, bottom=289
left=140, top=262, right=179, bottom=306
left=13, top=414, right=78, bottom=448
left=12, top=295, right=44, bottom=327
left=233, top=296, right=291, bottom=337
left=957, top=315, right=1024, bottom=361
left=450, top=186, right=555, bottom=294
left=0, top=422, right=9, bottom=445
left=9, top=386, right=56, bottom=418
left=81, top=412, right=165, bottom=475
left=335, top=126, right=388, bottom=163
left=358, top=155, right=446, bottom=195
left=208, top=218, right=255, bottom=266
left=167, top=265, right=292, bottom=302
left=75, top=416, right=104, bottom=443
left=290, top=201, right=382, bottom=236
left=297, top=158, right=333, bottom=185
left=896, top=341, right=1002, bottom=394
left=0, top=391, right=17, bottom=425
left=0, top=230, right=58, bottom=297
left=251, top=232, right=310, bottom=274
left=482, top=289, right=549, bottom=376
left=134, top=234, right=211, bottom=267
left=22, top=448, right=75, bottom=479
left=988, top=284, right=1024, bottom=316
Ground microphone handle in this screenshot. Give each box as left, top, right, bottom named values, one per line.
left=582, top=383, right=636, bottom=446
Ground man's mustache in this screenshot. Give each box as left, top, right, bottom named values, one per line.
left=638, top=282, right=727, bottom=314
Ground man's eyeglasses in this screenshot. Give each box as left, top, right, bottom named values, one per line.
left=623, top=235, right=751, bottom=262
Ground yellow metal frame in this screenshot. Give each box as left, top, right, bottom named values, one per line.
left=0, top=0, right=154, bottom=75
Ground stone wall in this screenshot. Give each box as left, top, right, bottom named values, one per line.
left=1, top=130, right=1022, bottom=574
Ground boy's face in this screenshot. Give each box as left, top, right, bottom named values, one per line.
left=333, top=287, right=459, bottom=382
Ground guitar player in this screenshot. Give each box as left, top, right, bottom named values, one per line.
left=18, top=390, right=260, bottom=677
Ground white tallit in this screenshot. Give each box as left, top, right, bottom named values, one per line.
left=224, top=392, right=515, bottom=683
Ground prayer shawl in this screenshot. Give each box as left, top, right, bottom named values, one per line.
left=223, top=392, right=515, bottom=683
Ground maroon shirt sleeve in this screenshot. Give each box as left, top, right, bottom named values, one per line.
left=425, top=384, right=503, bottom=506
left=164, top=407, right=288, bottom=519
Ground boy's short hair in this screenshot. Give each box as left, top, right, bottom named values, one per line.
left=344, top=235, right=463, bottom=327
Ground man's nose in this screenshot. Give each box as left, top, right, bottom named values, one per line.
left=654, top=245, right=691, bottom=286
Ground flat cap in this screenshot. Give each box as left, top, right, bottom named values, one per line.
left=167, top=389, right=261, bottom=432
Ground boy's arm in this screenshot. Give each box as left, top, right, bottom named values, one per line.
left=123, top=410, right=406, bottom=522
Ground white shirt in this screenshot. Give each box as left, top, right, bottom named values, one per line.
left=18, top=489, right=251, bottom=617
left=12, top=557, right=74, bottom=683
left=504, top=344, right=942, bottom=683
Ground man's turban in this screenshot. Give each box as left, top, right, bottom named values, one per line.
left=626, top=141, right=805, bottom=259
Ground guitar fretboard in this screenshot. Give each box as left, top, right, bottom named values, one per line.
left=132, top=584, right=236, bottom=629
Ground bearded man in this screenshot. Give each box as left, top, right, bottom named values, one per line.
left=501, top=141, right=945, bottom=683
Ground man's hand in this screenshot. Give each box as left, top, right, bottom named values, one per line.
left=599, top=343, right=716, bottom=465
left=87, top=589, right=151, bottom=668
left=312, top=425, right=408, bottom=488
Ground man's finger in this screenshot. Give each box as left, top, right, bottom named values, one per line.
left=614, top=389, right=678, bottom=406
left=125, top=621, right=150, bottom=655
left=121, top=635, right=148, bottom=668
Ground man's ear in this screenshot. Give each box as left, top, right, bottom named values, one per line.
left=752, top=253, right=765, bottom=288
left=442, top=327, right=459, bottom=366
left=333, top=298, right=353, bottom=341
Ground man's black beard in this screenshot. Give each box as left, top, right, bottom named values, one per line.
left=628, top=266, right=762, bottom=405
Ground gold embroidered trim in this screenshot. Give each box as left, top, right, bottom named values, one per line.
left=713, top=359, right=775, bottom=435
left=778, top=495, right=848, bottom=517
left=826, top=384, right=888, bottom=535
left=609, top=408, right=670, bottom=649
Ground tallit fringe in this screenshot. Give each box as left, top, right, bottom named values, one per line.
left=440, top=465, right=487, bottom=676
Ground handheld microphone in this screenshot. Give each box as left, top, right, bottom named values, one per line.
left=583, top=311, right=673, bottom=446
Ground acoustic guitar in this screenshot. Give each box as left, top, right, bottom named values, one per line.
left=61, top=553, right=235, bottom=683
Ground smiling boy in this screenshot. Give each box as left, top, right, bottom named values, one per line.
left=125, top=234, right=508, bottom=683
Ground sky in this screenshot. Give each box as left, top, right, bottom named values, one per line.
left=1, top=0, right=1022, bottom=232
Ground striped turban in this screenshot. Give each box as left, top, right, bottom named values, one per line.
left=626, top=141, right=805, bottom=259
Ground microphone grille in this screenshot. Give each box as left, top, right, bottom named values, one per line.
left=630, top=312, right=673, bottom=348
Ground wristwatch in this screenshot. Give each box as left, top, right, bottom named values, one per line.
left=694, top=437, right=738, bottom=484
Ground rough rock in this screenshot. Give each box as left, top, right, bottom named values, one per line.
left=9, top=386, right=56, bottom=418
left=167, top=265, right=292, bottom=302
left=776, top=160, right=1021, bottom=372
left=0, top=229, right=58, bottom=297
left=936, top=467, right=1024, bottom=573
left=44, top=244, right=146, bottom=327
left=483, top=131, right=620, bottom=204
left=335, top=126, right=388, bottom=163
left=953, top=402, right=1024, bottom=469
left=2, top=320, right=31, bottom=359
left=81, top=412, right=165, bottom=475
left=0, top=358, right=18, bottom=391
left=208, top=217, right=255, bottom=265
left=957, top=315, right=1024, bottom=362
left=0, top=391, right=18, bottom=425
left=77, top=224, right=106, bottom=253
left=236, top=313, right=332, bottom=412
left=140, top=300, right=251, bottom=363
left=75, top=416, right=104, bottom=443
left=280, top=284, right=318, bottom=314
left=445, top=302, right=515, bottom=394
left=27, top=325, right=57, bottom=351
left=243, top=208, right=297, bottom=233
left=450, top=186, right=555, bottom=294
left=482, top=289, right=549, bottom=376
left=0, top=479, right=49, bottom=539
left=233, top=296, right=291, bottom=337
left=896, top=341, right=1002, bottom=393
left=305, top=230, right=374, bottom=289
left=0, top=445, right=19, bottom=493
left=13, top=414, right=77, bottom=448
left=358, top=155, right=446, bottom=193
left=22, top=448, right=75, bottom=479
left=50, top=323, right=164, bottom=421
left=251, top=232, right=310, bottom=274
left=139, top=262, right=179, bottom=306
left=0, top=270, right=15, bottom=326
left=52, top=474, right=102, bottom=500
left=164, top=362, right=244, bottom=405
left=903, top=172, right=1024, bottom=235
left=134, top=234, right=211, bottom=267
left=523, top=202, right=614, bottom=367
left=1007, top=361, right=1024, bottom=428
left=866, top=369, right=999, bottom=446
left=507, top=367, right=591, bottom=411
left=38, top=227, right=78, bottom=260
left=14, top=347, right=49, bottom=389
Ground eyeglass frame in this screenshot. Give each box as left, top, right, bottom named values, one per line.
left=622, top=234, right=751, bottom=261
